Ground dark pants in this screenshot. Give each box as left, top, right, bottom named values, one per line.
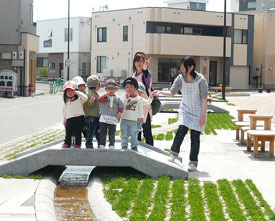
left=100, top=122, right=116, bottom=147
left=64, top=116, right=85, bottom=146
left=84, top=116, right=100, bottom=148
left=171, top=125, right=201, bottom=162
left=138, top=114, right=154, bottom=146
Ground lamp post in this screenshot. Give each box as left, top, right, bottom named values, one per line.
left=67, top=0, right=70, bottom=80
left=222, top=0, right=227, bottom=100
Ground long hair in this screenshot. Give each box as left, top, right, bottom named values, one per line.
left=181, top=57, right=197, bottom=79
left=133, top=52, right=147, bottom=73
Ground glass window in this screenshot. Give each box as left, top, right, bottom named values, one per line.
left=180, top=27, right=184, bottom=34
left=156, top=26, right=166, bottom=33
left=184, top=27, right=193, bottom=34
left=158, top=59, right=181, bottom=82
left=43, top=39, right=52, bottom=48
left=49, top=63, right=55, bottom=70
left=248, top=2, right=256, bottom=9
left=65, top=28, right=73, bottom=42
left=97, top=27, right=107, bottom=42
left=242, top=30, right=248, bottom=44
left=123, top=26, right=128, bottom=41
left=97, top=56, right=106, bottom=73
left=234, top=29, right=242, bottom=44
left=166, top=26, right=172, bottom=33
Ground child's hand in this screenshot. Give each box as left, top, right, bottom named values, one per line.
left=140, top=118, right=144, bottom=125
left=63, top=120, right=67, bottom=126
left=150, top=91, right=158, bottom=98
left=90, top=95, right=95, bottom=103
left=104, top=93, right=108, bottom=98
left=117, top=112, right=122, bottom=121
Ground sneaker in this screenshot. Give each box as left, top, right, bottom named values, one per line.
left=131, top=146, right=138, bottom=151
left=109, top=146, right=115, bottom=149
left=99, top=145, right=105, bottom=150
left=167, top=154, right=176, bottom=162
left=188, top=163, right=197, bottom=172
left=62, top=144, right=70, bottom=148
left=74, top=145, right=81, bottom=148
left=122, top=146, right=128, bottom=150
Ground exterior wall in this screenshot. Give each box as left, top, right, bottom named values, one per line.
left=48, top=53, right=63, bottom=79
left=230, top=66, right=249, bottom=89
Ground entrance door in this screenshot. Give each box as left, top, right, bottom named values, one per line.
left=209, top=61, right=217, bottom=86
left=59, top=63, right=64, bottom=78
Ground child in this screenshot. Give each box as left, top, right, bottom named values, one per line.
left=98, top=79, right=124, bottom=149
left=120, top=77, right=144, bottom=151
left=72, top=76, right=86, bottom=93
left=137, top=82, right=157, bottom=132
left=62, top=81, right=88, bottom=148
left=84, top=75, right=101, bottom=148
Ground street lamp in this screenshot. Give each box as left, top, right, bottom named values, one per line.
left=67, top=0, right=70, bottom=80
left=222, top=0, right=227, bottom=100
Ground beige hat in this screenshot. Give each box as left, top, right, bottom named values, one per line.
left=87, top=75, right=100, bottom=88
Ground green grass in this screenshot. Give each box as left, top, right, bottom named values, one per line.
left=165, top=132, right=174, bottom=141
left=245, top=180, right=275, bottom=220
left=217, top=179, right=246, bottom=221
left=168, top=114, right=179, bottom=125
left=1, top=174, right=43, bottom=179
left=188, top=178, right=206, bottom=221
left=226, top=103, right=236, bottom=106
left=170, top=180, right=187, bottom=221
left=151, top=125, right=162, bottom=129
left=115, top=130, right=121, bottom=136
left=101, top=169, right=273, bottom=221
left=232, top=180, right=266, bottom=221
left=203, top=182, right=226, bottom=221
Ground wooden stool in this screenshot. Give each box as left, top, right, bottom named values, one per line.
left=240, top=124, right=264, bottom=144
left=247, top=130, right=275, bottom=158
left=235, top=121, right=250, bottom=140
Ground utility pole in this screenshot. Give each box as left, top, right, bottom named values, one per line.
left=67, top=0, right=70, bottom=80
left=222, top=0, right=227, bottom=100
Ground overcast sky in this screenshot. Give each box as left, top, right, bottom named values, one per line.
left=33, top=0, right=232, bottom=21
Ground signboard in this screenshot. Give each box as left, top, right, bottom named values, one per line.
left=0, top=70, right=18, bottom=92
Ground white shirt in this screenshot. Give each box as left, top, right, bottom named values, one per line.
left=121, top=95, right=144, bottom=121
left=63, top=91, right=88, bottom=120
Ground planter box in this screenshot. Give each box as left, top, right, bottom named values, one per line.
left=258, top=88, right=263, bottom=93
left=266, top=88, right=272, bottom=93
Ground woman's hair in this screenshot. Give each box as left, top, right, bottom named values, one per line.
left=133, top=52, right=147, bottom=73
left=181, top=57, right=197, bottom=79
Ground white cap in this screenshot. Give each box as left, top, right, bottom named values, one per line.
left=72, top=76, right=86, bottom=88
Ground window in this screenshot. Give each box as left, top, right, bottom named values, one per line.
left=234, top=29, right=248, bottom=44
left=43, top=39, right=52, bottom=48
left=65, top=28, right=73, bottom=42
left=123, top=26, right=128, bottom=41
left=36, top=58, right=48, bottom=68
left=96, top=56, right=106, bottom=73
left=184, top=27, right=193, bottom=34
left=166, top=26, right=172, bottom=33
left=82, top=62, right=87, bottom=76
left=156, top=26, right=166, bottom=33
left=97, top=27, right=107, bottom=42
left=248, top=2, right=256, bottom=9
left=49, top=63, right=55, bottom=70
left=158, top=58, right=181, bottom=82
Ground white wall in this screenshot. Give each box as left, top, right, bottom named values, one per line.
left=231, top=0, right=239, bottom=12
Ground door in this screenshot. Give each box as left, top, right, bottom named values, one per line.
left=59, top=63, right=64, bottom=78
left=209, top=61, right=217, bottom=86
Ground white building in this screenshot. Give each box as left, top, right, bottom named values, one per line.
left=37, top=17, right=91, bottom=80
left=164, top=0, right=209, bottom=11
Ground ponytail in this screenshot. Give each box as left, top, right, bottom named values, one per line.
left=182, top=57, right=197, bottom=79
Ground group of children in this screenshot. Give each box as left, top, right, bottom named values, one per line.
left=62, top=75, right=156, bottom=151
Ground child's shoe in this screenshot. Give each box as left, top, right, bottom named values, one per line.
left=74, top=145, right=81, bottom=148
left=188, top=163, right=197, bottom=172
left=131, top=146, right=138, bottom=151
left=62, top=144, right=70, bottom=148
left=99, top=145, right=105, bottom=150
left=109, top=146, right=115, bottom=149
left=122, top=146, right=127, bottom=150
left=167, top=154, right=176, bottom=162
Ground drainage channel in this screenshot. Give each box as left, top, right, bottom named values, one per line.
left=54, top=166, right=97, bottom=220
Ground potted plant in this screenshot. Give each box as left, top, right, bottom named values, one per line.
left=258, top=88, right=263, bottom=93
left=266, top=88, right=272, bottom=93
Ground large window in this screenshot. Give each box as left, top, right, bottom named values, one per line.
left=97, top=56, right=106, bottom=73
left=97, top=27, right=107, bottom=42
left=234, top=29, right=248, bottom=44
left=156, top=25, right=172, bottom=33
left=248, top=2, right=256, bottom=9
left=49, top=63, right=55, bottom=70
left=158, top=58, right=181, bottom=82
left=123, top=26, right=128, bottom=41
left=65, top=28, right=73, bottom=42
left=36, top=58, right=48, bottom=68
left=43, top=39, right=52, bottom=48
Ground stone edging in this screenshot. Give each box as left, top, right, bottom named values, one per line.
left=34, top=179, right=57, bottom=221
left=88, top=176, right=122, bottom=221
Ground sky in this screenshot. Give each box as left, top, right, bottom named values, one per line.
left=33, top=0, right=231, bottom=21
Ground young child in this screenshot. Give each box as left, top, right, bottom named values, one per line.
left=62, top=81, right=88, bottom=148
left=120, top=77, right=144, bottom=151
left=72, top=76, right=86, bottom=93
left=136, top=82, right=157, bottom=132
left=84, top=75, right=101, bottom=148
left=98, top=79, right=124, bottom=149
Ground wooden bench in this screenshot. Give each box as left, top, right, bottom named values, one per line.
left=212, top=84, right=232, bottom=94
left=235, top=109, right=257, bottom=140
left=247, top=130, right=275, bottom=157
left=207, top=98, right=212, bottom=103
left=240, top=125, right=264, bottom=145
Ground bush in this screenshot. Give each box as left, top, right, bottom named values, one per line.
left=37, top=67, right=48, bottom=78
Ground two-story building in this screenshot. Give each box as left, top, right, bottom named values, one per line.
left=91, top=7, right=254, bottom=89
left=0, top=0, right=39, bottom=96
left=37, top=17, right=91, bottom=80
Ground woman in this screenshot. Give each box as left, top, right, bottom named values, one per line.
left=132, top=52, right=154, bottom=146
left=157, top=57, right=208, bottom=172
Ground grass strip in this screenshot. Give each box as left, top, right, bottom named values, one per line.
left=129, top=178, right=155, bottom=221
left=188, top=178, right=206, bottom=221
left=103, top=177, right=126, bottom=206
left=245, top=179, right=275, bottom=220
left=217, top=179, right=246, bottom=221
left=170, top=180, right=186, bottom=221
left=203, top=182, right=226, bottom=221
left=147, top=177, right=170, bottom=221
left=232, top=180, right=266, bottom=221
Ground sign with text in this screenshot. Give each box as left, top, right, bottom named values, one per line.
left=0, top=70, right=18, bottom=92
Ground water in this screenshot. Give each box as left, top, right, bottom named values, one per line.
left=54, top=186, right=97, bottom=221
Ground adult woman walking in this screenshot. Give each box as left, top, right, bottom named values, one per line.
left=157, top=57, right=208, bottom=172
left=132, top=52, right=154, bottom=146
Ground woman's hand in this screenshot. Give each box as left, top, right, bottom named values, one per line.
left=143, top=58, right=151, bottom=70
left=200, top=114, right=206, bottom=126
left=140, top=118, right=144, bottom=125
left=150, top=91, right=158, bottom=98
left=63, top=119, right=67, bottom=127
left=117, top=112, right=122, bottom=121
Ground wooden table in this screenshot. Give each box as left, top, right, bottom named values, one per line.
left=237, top=109, right=257, bottom=121
left=249, top=114, right=273, bottom=130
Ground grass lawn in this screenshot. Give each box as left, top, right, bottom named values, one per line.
left=100, top=168, right=274, bottom=221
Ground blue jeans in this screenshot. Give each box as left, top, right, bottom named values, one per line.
left=120, top=119, right=138, bottom=148
left=84, top=116, right=100, bottom=148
